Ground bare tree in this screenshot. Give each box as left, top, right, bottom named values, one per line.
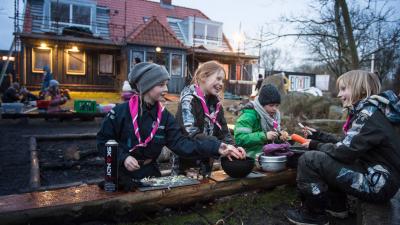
left=260, top=47, right=281, bottom=73
left=260, top=47, right=292, bottom=73
left=264, top=0, right=400, bottom=78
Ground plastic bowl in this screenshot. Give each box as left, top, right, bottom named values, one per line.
left=221, top=156, right=255, bottom=178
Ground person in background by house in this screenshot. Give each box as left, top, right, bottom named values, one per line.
left=20, top=86, right=38, bottom=103
left=46, top=80, right=69, bottom=113
left=2, top=82, right=21, bottom=103
left=39, top=65, right=53, bottom=99
left=286, top=70, right=400, bottom=225
left=97, top=62, right=246, bottom=191
left=234, top=84, right=289, bottom=158
left=255, top=74, right=264, bottom=92
left=121, top=80, right=137, bottom=102
left=134, top=57, right=141, bottom=65
left=171, top=60, right=237, bottom=177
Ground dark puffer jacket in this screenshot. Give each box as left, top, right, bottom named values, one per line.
left=310, top=90, right=400, bottom=186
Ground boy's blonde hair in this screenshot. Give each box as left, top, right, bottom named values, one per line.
left=191, top=60, right=226, bottom=84
left=336, top=70, right=381, bottom=104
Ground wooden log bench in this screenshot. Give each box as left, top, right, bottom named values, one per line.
left=0, top=169, right=296, bottom=225
left=357, top=190, right=400, bottom=225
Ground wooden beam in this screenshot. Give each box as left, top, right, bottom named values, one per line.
left=0, top=170, right=296, bottom=225
left=29, top=137, right=40, bottom=190
left=23, top=133, right=97, bottom=140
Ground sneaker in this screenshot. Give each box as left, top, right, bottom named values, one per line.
left=326, top=196, right=349, bottom=219
left=325, top=208, right=349, bottom=219
left=286, top=208, right=329, bottom=225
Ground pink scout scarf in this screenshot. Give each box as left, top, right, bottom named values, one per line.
left=342, top=115, right=353, bottom=134
left=128, top=95, right=164, bottom=152
left=273, top=120, right=278, bottom=131
left=194, top=84, right=222, bottom=129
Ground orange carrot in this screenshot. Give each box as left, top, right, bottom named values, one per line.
left=291, top=134, right=307, bottom=144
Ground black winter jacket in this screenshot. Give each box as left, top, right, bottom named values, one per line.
left=310, top=93, right=400, bottom=186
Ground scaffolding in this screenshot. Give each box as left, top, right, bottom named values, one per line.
left=0, top=0, right=21, bottom=88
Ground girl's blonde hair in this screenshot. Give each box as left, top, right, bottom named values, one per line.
left=191, top=60, right=226, bottom=84
left=336, top=70, right=381, bottom=104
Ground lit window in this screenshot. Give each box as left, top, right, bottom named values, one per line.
left=66, top=50, right=86, bottom=75
left=32, top=48, right=52, bottom=73
left=99, top=54, right=113, bottom=75
left=171, top=54, right=182, bottom=76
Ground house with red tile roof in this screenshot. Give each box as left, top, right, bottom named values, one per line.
left=20, top=0, right=257, bottom=93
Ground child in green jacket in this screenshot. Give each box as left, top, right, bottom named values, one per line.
left=234, top=84, right=288, bottom=158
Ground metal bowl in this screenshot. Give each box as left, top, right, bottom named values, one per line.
left=259, top=155, right=287, bottom=172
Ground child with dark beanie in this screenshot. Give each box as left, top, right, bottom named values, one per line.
left=234, top=84, right=288, bottom=158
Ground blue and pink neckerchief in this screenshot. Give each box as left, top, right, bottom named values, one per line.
left=194, top=84, right=222, bottom=129
left=128, top=95, right=164, bottom=152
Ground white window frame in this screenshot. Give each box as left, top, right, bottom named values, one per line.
left=49, top=0, right=95, bottom=31
left=187, top=17, right=223, bottom=47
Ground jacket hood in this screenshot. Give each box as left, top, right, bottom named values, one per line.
left=242, top=101, right=255, bottom=110
left=358, top=90, right=400, bottom=123
left=180, top=85, right=196, bottom=100
left=180, top=84, right=219, bottom=105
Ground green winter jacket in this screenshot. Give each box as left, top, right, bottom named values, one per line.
left=234, top=108, right=267, bottom=158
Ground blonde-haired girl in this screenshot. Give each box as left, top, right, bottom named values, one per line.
left=286, top=70, right=400, bottom=225
left=172, top=60, right=239, bottom=177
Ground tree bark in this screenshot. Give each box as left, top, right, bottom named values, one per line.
left=338, top=0, right=359, bottom=69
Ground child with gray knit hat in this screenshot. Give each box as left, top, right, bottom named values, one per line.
left=234, top=84, right=289, bottom=158
left=97, top=62, right=246, bottom=191
left=128, top=62, right=170, bottom=94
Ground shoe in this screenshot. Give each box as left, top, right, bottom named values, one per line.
left=325, top=209, right=348, bottom=219
left=286, top=208, right=329, bottom=225
left=326, top=194, right=349, bottom=219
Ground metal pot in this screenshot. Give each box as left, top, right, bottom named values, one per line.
left=259, top=155, right=287, bottom=172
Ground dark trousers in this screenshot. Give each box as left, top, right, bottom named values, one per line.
left=297, top=151, right=399, bottom=205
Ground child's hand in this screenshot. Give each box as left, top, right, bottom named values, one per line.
left=280, top=131, right=289, bottom=141
left=218, top=143, right=246, bottom=161
left=302, top=126, right=317, bottom=138
left=124, top=156, right=140, bottom=171
left=266, top=131, right=279, bottom=141
left=301, top=140, right=311, bottom=149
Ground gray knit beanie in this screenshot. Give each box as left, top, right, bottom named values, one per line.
left=128, top=62, right=170, bottom=94
left=258, top=84, right=281, bottom=106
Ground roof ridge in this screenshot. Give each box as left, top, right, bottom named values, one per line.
left=127, top=16, right=186, bottom=48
